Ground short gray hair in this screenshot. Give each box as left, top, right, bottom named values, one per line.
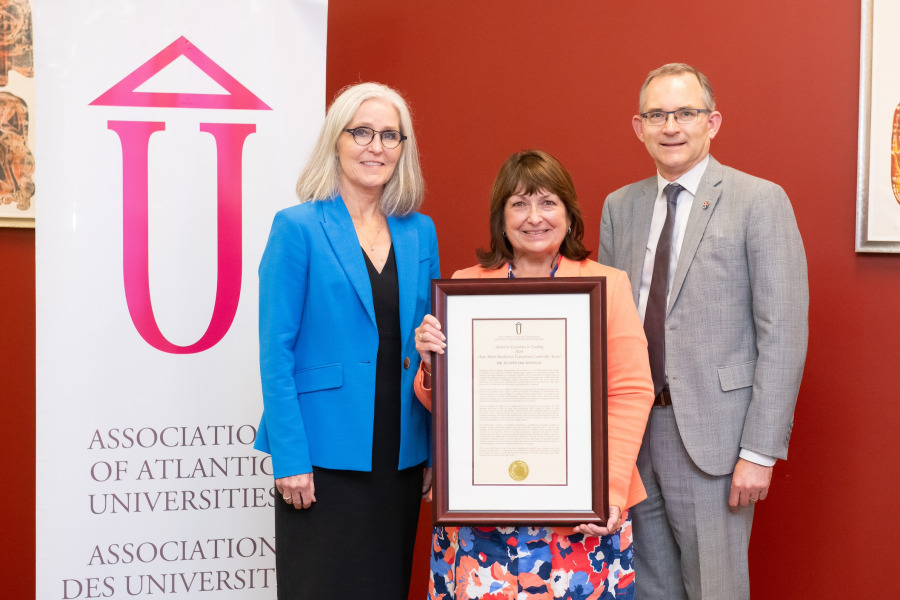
left=295, top=82, right=424, bottom=216
left=638, top=63, right=715, bottom=113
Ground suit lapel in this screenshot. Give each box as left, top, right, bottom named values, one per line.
left=389, top=215, right=418, bottom=340
left=320, top=197, right=376, bottom=326
left=630, top=179, right=657, bottom=303
left=668, top=156, right=724, bottom=312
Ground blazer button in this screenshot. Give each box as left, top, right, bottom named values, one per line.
left=403, top=357, right=410, bottom=370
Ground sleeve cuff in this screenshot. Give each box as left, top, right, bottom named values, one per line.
left=739, top=448, right=777, bottom=467
left=414, top=363, right=432, bottom=411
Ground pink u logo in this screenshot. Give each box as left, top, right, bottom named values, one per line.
left=92, top=37, right=272, bottom=354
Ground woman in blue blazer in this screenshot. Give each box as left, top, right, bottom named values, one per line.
left=255, top=82, right=439, bottom=599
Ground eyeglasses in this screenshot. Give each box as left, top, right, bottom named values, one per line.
left=639, top=108, right=711, bottom=126
left=343, top=126, right=407, bottom=149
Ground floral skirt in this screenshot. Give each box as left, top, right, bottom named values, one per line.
left=428, top=515, right=634, bottom=600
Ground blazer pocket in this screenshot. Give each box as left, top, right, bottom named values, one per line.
left=696, top=242, right=745, bottom=262
left=717, top=360, right=756, bottom=392
left=294, top=363, right=343, bottom=394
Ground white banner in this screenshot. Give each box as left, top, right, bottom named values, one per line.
left=34, top=2, right=327, bottom=597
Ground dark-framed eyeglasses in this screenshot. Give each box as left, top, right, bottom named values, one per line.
left=343, top=126, right=407, bottom=149
left=639, top=108, right=711, bottom=126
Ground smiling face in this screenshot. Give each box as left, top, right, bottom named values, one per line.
left=632, top=73, right=722, bottom=181
left=337, top=98, right=402, bottom=198
left=503, top=189, right=571, bottom=263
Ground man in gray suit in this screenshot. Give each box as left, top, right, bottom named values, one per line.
left=598, top=63, right=808, bottom=600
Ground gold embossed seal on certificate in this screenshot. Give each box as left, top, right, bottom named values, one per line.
left=508, top=460, right=529, bottom=481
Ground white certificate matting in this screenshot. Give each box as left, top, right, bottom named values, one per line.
left=446, top=293, right=594, bottom=513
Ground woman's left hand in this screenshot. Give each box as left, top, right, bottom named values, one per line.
left=573, top=505, right=622, bottom=537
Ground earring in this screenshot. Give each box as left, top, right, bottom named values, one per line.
left=567, top=226, right=571, bottom=234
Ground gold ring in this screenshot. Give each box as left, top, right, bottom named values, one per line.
left=418, top=333, right=423, bottom=341
left=749, top=497, right=758, bottom=503
left=283, top=496, right=291, bottom=501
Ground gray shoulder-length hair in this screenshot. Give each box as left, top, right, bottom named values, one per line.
left=295, top=82, right=425, bottom=216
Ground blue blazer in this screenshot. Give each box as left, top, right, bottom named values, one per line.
left=254, top=196, right=440, bottom=478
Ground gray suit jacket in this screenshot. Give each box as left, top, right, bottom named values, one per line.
left=598, top=156, right=808, bottom=476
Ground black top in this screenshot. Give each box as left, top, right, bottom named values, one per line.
left=363, top=245, right=402, bottom=470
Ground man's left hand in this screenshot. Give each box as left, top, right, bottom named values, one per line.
left=728, top=458, right=773, bottom=513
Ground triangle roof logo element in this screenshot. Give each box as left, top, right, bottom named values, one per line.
left=91, top=36, right=271, bottom=110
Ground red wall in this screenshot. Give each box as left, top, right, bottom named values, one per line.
left=323, top=0, right=900, bottom=597
left=0, top=228, right=35, bottom=597
left=3, top=0, right=899, bottom=597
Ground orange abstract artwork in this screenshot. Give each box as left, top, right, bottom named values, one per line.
left=0, top=0, right=33, bottom=86
left=893, top=103, right=900, bottom=206
left=0, top=0, right=34, bottom=212
left=0, top=92, right=33, bottom=209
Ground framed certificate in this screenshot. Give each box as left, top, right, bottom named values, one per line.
left=431, top=277, right=608, bottom=525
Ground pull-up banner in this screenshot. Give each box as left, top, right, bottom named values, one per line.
left=34, top=2, right=327, bottom=597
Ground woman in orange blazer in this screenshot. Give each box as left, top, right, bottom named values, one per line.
left=413, top=150, right=654, bottom=600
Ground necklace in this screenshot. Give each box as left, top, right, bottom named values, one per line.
left=508, top=255, right=561, bottom=278
left=356, top=217, right=384, bottom=252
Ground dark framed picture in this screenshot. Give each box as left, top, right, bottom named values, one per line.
left=431, top=277, right=608, bottom=525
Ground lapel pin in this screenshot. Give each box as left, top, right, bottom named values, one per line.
left=702, top=201, right=709, bottom=209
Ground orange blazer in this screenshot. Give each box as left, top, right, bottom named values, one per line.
left=415, top=257, right=654, bottom=512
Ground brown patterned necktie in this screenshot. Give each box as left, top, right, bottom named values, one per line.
left=644, top=183, right=683, bottom=396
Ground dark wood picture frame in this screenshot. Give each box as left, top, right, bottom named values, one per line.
left=431, top=277, right=608, bottom=525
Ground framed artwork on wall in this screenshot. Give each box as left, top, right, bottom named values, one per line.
left=857, top=0, right=900, bottom=252
left=0, top=0, right=35, bottom=229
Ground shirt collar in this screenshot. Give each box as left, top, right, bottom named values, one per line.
left=655, top=154, right=710, bottom=198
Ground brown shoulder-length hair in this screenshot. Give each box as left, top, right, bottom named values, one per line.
left=476, top=150, right=591, bottom=269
